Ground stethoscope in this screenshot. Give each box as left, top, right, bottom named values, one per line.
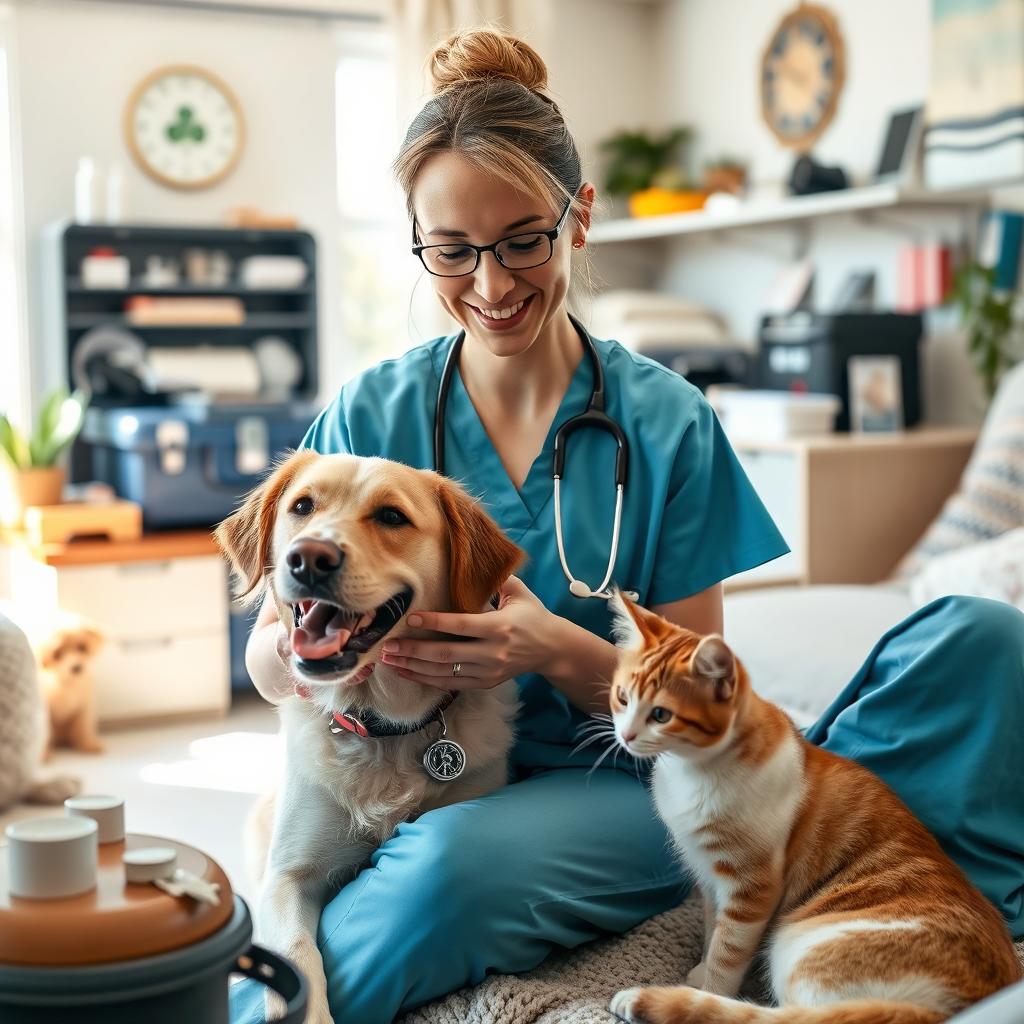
left=434, top=315, right=637, bottom=601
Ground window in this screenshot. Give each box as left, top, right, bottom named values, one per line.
left=335, top=28, right=421, bottom=377
left=0, top=3, right=27, bottom=425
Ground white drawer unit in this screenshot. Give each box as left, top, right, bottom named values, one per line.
left=7, top=537, right=230, bottom=725
left=734, top=450, right=804, bottom=586
left=37, top=556, right=227, bottom=639
left=95, top=631, right=230, bottom=722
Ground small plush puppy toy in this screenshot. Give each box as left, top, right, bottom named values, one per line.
left=35, top=618, right=105, bottom=757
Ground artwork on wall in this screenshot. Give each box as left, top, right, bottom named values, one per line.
left=925, top=0, right=1024, bottom=189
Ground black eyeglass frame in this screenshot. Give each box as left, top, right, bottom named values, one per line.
left=411, top=195, right=576, bottom=277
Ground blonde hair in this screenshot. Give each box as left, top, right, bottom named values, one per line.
left=393, top=28, right=584, bottom=225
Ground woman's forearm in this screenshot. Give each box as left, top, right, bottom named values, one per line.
left=541, top=615, right=621, bottom=716
left=245, top=619, right=294, bottom=706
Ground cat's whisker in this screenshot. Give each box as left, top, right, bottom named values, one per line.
left=572, top=726, right=612, bottom=746
left=571, top=730, right=615, bottom=756
left=573, top=720, right=610, bottom=736
left=585, top=737, right=621, bottom=780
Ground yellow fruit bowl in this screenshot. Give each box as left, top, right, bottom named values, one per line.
left=628, top=188, right=707, bottom=218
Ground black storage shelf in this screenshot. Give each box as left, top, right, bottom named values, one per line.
left=66, top=280, right=315, bottom=296
left=66, top=313, right=315, bottom=330
left=45, top=220, right=319, bottom=408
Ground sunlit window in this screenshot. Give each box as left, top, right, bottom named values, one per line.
left=335, top=28, right=422, bottom=377
left=0, top=5, right=26, bottom=425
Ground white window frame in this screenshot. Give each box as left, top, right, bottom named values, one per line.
left=0, top=2, right=29, bottom=428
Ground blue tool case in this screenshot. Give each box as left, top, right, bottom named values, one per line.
left=81, top=402, right=318, bottom=530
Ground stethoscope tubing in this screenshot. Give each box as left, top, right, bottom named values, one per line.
left=434, top=316, right=630, bottom=600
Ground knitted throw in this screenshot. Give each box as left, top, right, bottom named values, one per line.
left=399, top=892, right=1024, bottom=1024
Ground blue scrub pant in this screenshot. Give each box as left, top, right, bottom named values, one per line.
left=231, top=596, right=1024, bottom=1023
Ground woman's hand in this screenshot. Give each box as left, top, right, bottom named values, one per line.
left=378, top=576, right=557, bottom=690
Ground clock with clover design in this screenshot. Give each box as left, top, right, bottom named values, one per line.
left=761, top=3, right=846, bottom=152
left=125, top=65, right=245, bottom=190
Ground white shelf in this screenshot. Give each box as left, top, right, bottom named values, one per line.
left=587, top=183, right=990, bottom=244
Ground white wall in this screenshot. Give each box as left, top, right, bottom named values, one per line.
left=583, top=0, right=1020, bottom=423
left=11, top=0, right=355, bottom=411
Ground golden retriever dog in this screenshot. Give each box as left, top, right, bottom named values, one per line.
left=216, top=450, right=524, bottom=1024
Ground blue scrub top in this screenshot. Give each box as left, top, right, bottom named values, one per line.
left=302, top=333, right=788, bottom=769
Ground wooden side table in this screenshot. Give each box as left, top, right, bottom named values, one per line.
left=728, top=428, right=977, bottom=589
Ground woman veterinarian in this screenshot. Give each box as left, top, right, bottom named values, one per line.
left=231, top=28, right=1024, bottom=1024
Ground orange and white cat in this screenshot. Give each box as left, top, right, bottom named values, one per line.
left=606, top=593, right=1020, bottom=1024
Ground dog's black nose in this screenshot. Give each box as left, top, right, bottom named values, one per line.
left=286, top=538, right=343, bottom=588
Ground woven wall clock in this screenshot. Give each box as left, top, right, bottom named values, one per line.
left=761, top=3, right=846, bottom=152
left=125, top=65, right=245, bottom=190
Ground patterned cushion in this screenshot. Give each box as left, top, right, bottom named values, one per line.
left=897, top=360, right=1024, bottom=576
left=909, top=528, right=1024, bottom=610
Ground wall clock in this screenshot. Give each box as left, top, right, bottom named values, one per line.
left=760, top=3, right=845, bottom=152
left=124, top=65, right=245, bottom=190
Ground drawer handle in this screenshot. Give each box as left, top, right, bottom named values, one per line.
left=117, top=561, right=173, bottom=575
left=118, top=637, right=174, bottom=651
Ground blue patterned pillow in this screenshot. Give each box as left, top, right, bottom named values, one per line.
left=898, top=409, right=1024, bottom=577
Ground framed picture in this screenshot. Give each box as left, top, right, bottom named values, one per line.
left=874, top=106, right=924, bottom=185
left=848, top=356, right=904, bottom=433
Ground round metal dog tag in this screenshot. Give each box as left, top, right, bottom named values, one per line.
left=422, top=739, right=466, bottom=782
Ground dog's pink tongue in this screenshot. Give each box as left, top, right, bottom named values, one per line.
left=292, top=625, right=352, bottom=660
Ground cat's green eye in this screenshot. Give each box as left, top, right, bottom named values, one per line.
left=615, top=687, right=627, bottom=705
left=650, top=706, right=672, bottom=724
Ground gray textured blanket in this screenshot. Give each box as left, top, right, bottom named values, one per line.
left=399, top=892, right=1024, bottom=1024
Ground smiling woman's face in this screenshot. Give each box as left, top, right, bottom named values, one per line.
left=411, top=151, right=587, bottom=359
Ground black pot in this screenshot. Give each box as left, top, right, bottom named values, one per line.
left=0, top=895, right=305, bottom=1023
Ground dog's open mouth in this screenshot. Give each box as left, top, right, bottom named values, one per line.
left=290, top=588, right=413, bottom=677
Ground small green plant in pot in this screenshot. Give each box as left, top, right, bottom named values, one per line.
left=949, top=262, right=1022, bottom=401
left=598, top=126, right=703, bottom=217
left=0, top=388, right=88, bottom=527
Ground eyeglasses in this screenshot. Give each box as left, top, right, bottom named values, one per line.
left=411, top=198, right=574, bottom=278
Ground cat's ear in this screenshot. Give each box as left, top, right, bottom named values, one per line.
left=609, top=589, right=674, bottom=651
left=692, top=634, right=736, bottom=701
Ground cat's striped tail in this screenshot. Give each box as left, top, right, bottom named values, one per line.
left=610, top=986, right=948, bottom=1024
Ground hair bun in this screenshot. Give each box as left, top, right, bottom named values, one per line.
left=428, top=28, right=549, bottom=95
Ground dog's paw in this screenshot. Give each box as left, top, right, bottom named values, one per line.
left=685, top=960, right=706, bottom=989
left=609, top=987, right=648, bottom=1023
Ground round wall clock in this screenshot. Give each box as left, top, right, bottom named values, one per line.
left=760, top=3, right=845, bottom=152
left=124, top=65, right=245, bottom=190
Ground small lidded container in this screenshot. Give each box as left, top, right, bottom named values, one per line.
left=0, top=796, right=306, bottom=1023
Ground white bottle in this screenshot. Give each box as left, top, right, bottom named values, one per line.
left=105, top=163, right=126, bottom=224
left=74, top=156, right=97, bottom=224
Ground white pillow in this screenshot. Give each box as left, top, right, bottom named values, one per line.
left=909, top=528, right=1024, bottom=610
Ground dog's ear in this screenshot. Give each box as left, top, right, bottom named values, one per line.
left=436, top=479, right=525, bottom=613
left=216, top=449, right=318, bottom=603
left=79, top=625, right=104, bottom=655
left=37, top=637, right=61, bottom=669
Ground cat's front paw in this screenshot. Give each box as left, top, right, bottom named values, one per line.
left=609, top=987, right=649, bottom=1023
left=685, top=960, right=705, bottom=989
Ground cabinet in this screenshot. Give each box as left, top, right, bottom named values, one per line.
left=43, top=220, right=318, bottom=407
left=7, top=531, right=229, bottom=725
left=729, top=428, right=977, bottom=589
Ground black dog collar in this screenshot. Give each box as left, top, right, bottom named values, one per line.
left=328, top=691, right=458, bottom=739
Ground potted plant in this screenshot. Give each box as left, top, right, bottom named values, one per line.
left=598, top=126, right=705, bottom=218
left=702, top=155, right=748, bottom=196
left=0, top=388, right=88, bottom=527
left=949, top=262, right=1023, bottom=401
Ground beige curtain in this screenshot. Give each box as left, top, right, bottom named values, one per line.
left=388, top=0, right=553, bottom=122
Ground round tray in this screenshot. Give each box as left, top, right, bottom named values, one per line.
left=0, top=832, right=233, bottom=967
